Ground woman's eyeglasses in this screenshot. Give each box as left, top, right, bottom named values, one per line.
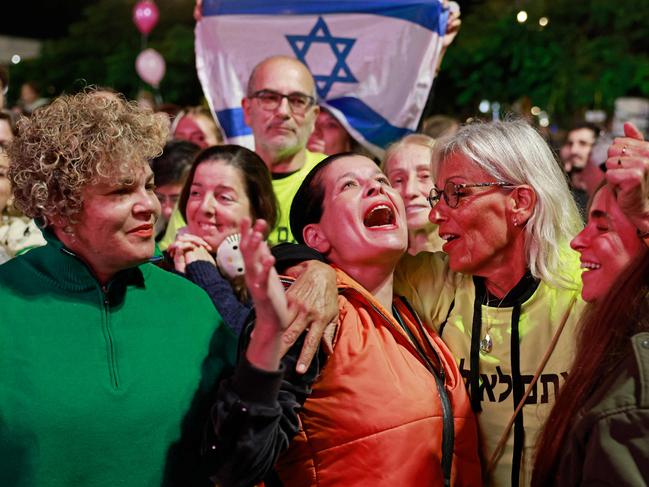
left=428, top=181, right=515, bottom=208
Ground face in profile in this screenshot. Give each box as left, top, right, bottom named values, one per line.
left=384, top=143, right=434, bottom=231
left=307, top=110, right=352, bottom=155
left=431, top=152, right=516, bottom=276
left=185, top=159, right=252, bottom=251
left=68, top=164, right=160, bottom=275
left=570, top=185, right=645, bottom=303
left=305, top=155, right=407, bottom=269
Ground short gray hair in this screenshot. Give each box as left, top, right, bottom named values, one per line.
left=381, top=133, right=436, bottom=173
left=432, top=119, right=582, bottom=289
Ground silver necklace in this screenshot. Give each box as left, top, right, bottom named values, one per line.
left=480, top=291, right=510, bottom=354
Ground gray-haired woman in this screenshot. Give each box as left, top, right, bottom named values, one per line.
left=394, top=120, right=585, bottom=485
left=289, top=120, right=586, bottom=485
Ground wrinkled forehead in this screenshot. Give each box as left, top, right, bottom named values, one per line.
left=253, top=59, right=315, bottom=96
left=386, top=143, right=433, bottom=172
left=436, top=151, right=488, bottom=183
left=324, top=155, right=380, bottom=181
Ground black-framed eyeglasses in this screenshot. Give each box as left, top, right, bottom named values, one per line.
left=428, top=181, right=515, bottom=208
left=249, top=89, right=316, bottom=114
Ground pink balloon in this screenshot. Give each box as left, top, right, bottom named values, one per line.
left=133, top=0, right=159, bottom=35
left=136, top=48, right=166, bottom=88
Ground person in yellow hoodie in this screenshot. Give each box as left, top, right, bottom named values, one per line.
left=393, top=120, right=585, bottom=485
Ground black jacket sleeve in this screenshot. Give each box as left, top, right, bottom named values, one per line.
left=185, top=260, right=252, bottom=336
left=203, top=326, right=325, bottom=487
left=271, top=243, right=326, bottom=274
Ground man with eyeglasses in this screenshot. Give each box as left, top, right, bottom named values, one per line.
left=242, top=55, right=325, bottom=244
left=160, top=56, right=325, bottom=247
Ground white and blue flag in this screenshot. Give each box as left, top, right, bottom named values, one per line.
left=196, top=0, right=449, bottom=155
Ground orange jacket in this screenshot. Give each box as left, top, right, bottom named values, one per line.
left=275, top=269, right=481, bottom=486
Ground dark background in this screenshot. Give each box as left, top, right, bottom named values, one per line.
left=2, top=0, right=647, bottom=129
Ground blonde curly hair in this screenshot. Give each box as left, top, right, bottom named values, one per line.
left=7, top=91, right=167, bottom=226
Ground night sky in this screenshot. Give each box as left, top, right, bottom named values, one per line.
left=1, top=0, right=100, bottom=39
left=1, top=0, right=484, bottom=40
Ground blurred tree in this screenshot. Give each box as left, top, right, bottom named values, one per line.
left=7, top=0, right=202, bottom=106
left=434, top=0, right=649, bottom=127
left=6, top=0, right=648, bottom=128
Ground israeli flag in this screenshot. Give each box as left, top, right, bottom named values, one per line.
left=196, top=0, right=449, bottom=156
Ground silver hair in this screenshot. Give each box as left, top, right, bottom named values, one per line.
left=432, top=119, right=583, bottom=289
left=381, top=133, right=436, bottom=172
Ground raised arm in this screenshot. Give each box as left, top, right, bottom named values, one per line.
left=240, top=219, right=289, bottom=371
left=203, top=220, right=325, bottom=487
left=606, top=122, right=649, bottom=243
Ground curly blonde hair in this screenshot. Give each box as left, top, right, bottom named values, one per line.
left=7, top=91, right=167, bottom=226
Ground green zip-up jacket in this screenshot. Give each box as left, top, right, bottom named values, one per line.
left=0, top=231, right=237, bottom=487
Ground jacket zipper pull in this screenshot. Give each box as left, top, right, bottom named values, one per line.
left=101, top=285, right=110, bottom=306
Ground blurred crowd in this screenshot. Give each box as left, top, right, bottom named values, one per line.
left=0, top=3, right=648, bottom=487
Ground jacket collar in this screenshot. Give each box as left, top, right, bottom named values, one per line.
left=473, top=270, right=540, bottom=308
left=35, top=225, right=146, bottom=294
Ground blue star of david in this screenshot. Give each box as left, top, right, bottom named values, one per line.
left=286, top=16, right=357, bottom=99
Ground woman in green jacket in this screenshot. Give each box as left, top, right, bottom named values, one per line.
left=0, top=91, right=237, bottom=487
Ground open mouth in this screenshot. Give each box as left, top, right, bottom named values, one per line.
left=439, top=233, right=459, bottom=242
left=363, top=204, right=395, bottom=228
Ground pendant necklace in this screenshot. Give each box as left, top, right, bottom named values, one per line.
left=480, top=329, right=493, bottom=354
left=480, top=290, right=510, bottom=354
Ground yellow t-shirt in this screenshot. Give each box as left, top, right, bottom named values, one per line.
left=158, top=150, right=326, bottom=250
left=269, top=150, right=325, bottom=245
left=394, top=248, right=585, bottom=486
